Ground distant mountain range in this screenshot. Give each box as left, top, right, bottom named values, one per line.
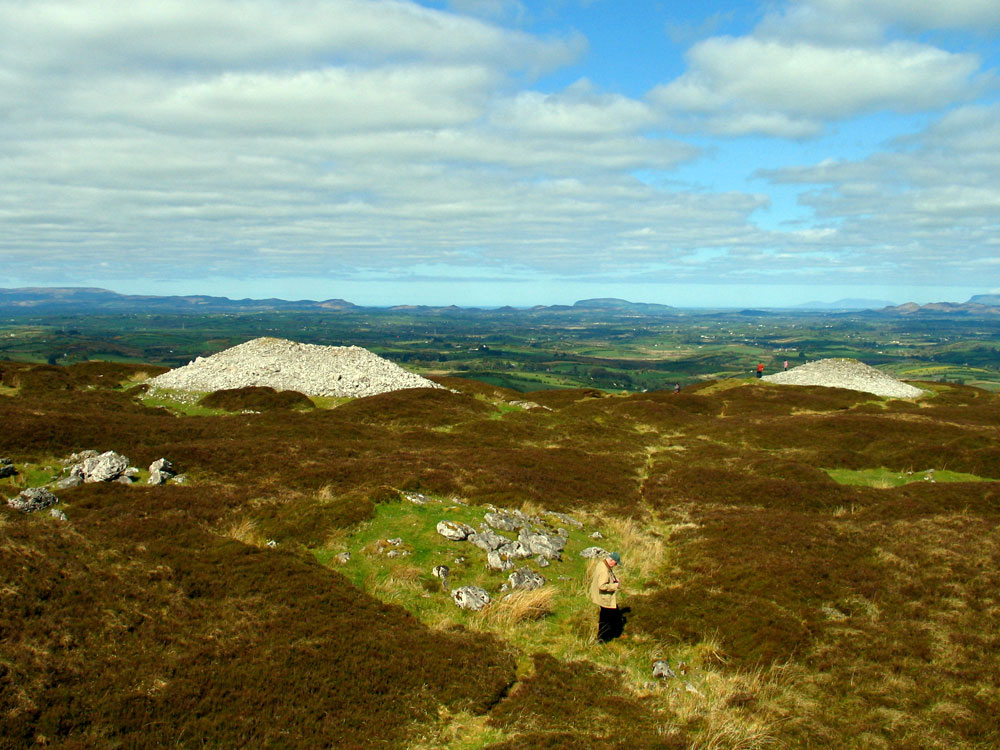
left=0, top=287, right=358, bottom=313
left=793, top=298, right=897, bottom=311
left=1, top=287, right=998, bottom=316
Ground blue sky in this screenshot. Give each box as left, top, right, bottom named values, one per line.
left=1, top=0, right=998, bottom=307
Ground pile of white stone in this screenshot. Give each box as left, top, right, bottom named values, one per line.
left=148, top=337, right=442, bottom=398
left=762, top=358, right=923, bottom=399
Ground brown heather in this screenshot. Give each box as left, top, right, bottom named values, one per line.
left=2, top=361, right=999, bottom=747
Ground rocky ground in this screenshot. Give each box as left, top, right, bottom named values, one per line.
left=762, top=358, right=924, bottom=398
left=148, top=337, right=442, bottom=398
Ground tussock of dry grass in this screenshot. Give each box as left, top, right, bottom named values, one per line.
left=472, top=586, right=556, bottom=631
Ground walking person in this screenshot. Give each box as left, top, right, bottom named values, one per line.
left=590, top=552, right=623, bottom=643
left=756, top=362, right=764, bottom=378
left=783, top=360, right=789, bottom=371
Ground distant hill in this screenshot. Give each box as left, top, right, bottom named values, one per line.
left=0, top=287, right=357, bottom=314
left=883, top=300, right=1000, bottom=315
left=793, top=298, right=896, bottom=310
left=572, top=298, right=676, bottom=314
left=969, top=294, right=1000, bottom=306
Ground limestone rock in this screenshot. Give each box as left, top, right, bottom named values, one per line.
left=652, top=660, right=677, bottom=680
left=580, top=546, right=611, bottom=559
left=436, top=520, right=475, bottom=541
left=452, top=586, right=490, bottom=611
left=333, top=552, right=351, bottom=565
left=544, top=510, right=583, bottom=529
left=484, top=511, right=528, bottom=532
left=80, top=451, right=130, bottom=483
left=486, top=550, right=516, bottom=572
left=148, top=458, right=177, bottom=485
left=498, top=540, right=532, bottom=560
left=468, top=528, right=509, bottom=552
left=518, top=529, right=565, bottom=560
left=0, top=458, right=16, bottom=479
left=50, top=508, right=68, bottom=522
left=508, top=568, right=546, bottom=591
left=8, top=487, right=58, bottom=513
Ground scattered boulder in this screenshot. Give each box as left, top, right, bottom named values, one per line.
left=148, top=458, right=177, bottom=486
left=55, top=469, right=84, bottom=489
left=64, top=450, right=98, bottom=465
left=536, top=556, right=551, bottom=568
left=403, top=491, right=433, bottom=505
left=498, top=540, right=532, bottom=560
left=508, top=568, right=546, bottom=591
left=544, top=510, right=583, bottom=529
left=486, top=550, right=516, bottom=572
left=652, top=660, right=676, bottom=680
left=484, top=511, right=528, bottom=532
left=518, top=529, right=565, bottom=560
left=580, top=546, right=611, bottom=559
left=333, top=552, right=351, bottom=565
left=452, top=586, right=490, bottom=611
left=436, top=520, right=475, bottom=541
left=49, top=508, right=68, bottom=522
left=0, top=458, right=16, bottom=479
left=79, top=451, right=130, bottom=483
left=386, top=549, right=410, bottom=559
left=591, top=531, right=603, bottom=539
left=8, top=487, right=58, bottom=513
left=468, top=528, right=510, bottom=552
left=432, top=565, right=450, bottom=591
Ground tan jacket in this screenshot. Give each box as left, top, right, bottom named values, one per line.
left=589, top=560, right=620, bottom=608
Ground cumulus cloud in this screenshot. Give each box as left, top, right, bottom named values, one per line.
left=755, top=104, right=1000, bottom=281
left=652, top=0, right=992, bottom=137
left=491, top=80, right=655, bottom=136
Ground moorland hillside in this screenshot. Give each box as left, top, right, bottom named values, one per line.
left=1, top=359, right=999, bottom=748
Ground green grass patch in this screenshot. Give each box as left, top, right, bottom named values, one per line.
left=825, top=466, right=994, bottom=488
left=138, top=388, right=230, bottom=416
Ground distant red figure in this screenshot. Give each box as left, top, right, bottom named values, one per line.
left=783, top=360, right=789, bottom=371
left=756, top=363, right=764, bottom=378
left=673, top=383, right=681, bottom=394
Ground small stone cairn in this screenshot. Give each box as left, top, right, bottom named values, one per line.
left=430, top=505, right=595, bottom=609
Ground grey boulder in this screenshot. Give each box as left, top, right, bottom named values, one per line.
left=579, top=546, right=611, bottom=559
left=452, top=586, right=490, bottom=611
left=8, top=487, right=59, bottom=513
left=484, top=511, right=528, bottom=532
left=80, top=451, right=130, bottom=483
left=468, top=528, right=509, bottom=552
left=508, top=567, right=546, bottom=591
left=436, top=520, right=475, bottom=541
left=0, top=458, right=16, bottom=479
left=652, top=660, right=677, bottom=680
left=518, top=529, right=565, bottom=560
left=148, top=458, right=177, bottom=485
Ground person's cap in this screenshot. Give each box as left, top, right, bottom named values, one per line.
left=609, top=552, right=622, bottom=565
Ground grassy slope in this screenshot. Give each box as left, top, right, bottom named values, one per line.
left=1, top=359, right=999, bottom=748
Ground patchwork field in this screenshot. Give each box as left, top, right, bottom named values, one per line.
left=2, top=359, right=999, bottom=748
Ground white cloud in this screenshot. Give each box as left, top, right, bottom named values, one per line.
left=650, top=37, right=982, bottom=133
left=0, top=0, right=583, bottom=74
left=492, top=80, right=654, bottom=136
left=755, top=104, right=1000, bottom=281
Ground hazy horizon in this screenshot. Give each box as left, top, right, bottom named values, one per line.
left=2, top=1, right=998, bottom=307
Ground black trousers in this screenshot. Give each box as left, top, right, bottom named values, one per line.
left=597, top=606, right=623, bottom=642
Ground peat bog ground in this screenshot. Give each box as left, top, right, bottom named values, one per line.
left=1, top=360, right=999, bottom=748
